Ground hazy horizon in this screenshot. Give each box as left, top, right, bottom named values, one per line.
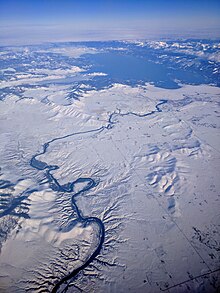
left=0, top=0, right=220, bottom=45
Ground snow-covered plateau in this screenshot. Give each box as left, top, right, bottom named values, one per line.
left=0, top=40, right=219, bottom=292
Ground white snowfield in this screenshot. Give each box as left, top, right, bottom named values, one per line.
left=0, top=66, right=85, bottom=89
left=0, top=81, right=219, bottom=292
left=35, top=46, right=99, bottom=58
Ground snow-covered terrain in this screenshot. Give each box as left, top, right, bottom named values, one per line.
left=0, top=40, right=219, bottom=292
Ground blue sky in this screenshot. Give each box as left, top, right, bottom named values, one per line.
left=0, top=0, right=220, bottom=45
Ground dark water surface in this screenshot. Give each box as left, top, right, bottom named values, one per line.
left=83, top=51, right=209, bottom=89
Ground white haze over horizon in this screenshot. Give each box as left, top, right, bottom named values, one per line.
left=0, top=22, right=220, bottom=46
